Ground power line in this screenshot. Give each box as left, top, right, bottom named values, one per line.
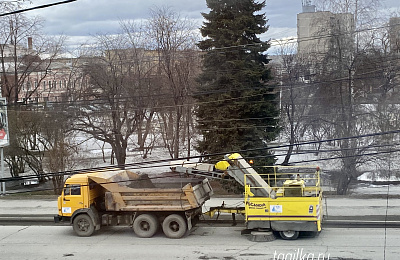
left=289, top=148, right=400, bottom=165
left=9, top=27, right=400, bottom=112
left=1, top=129, right=400, bottom=182
left=4, top=141, right=400, bottom=195
left=13, top=56, right=400, bottom=114
left=0, top=0, right=77, bottom=17
left=203, top=20, right=400, bottom=52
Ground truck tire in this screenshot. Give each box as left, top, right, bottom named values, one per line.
left=279, top=230, right=299, bottom=240
left=162, top=214, right=187, bottom=239
left=73, top=214, right=95, bottom=237
left=133, top=214, right=159, bottom=238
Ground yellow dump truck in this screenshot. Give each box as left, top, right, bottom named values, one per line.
left=54, top=170, right=213, bottom=238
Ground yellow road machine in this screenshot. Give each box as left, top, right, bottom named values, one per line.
left=175, top=153, right=323, bottom=240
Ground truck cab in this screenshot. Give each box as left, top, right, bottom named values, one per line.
left=57, top=176, right=87, bottom=218
left=55, top=174, right=103, bottom=236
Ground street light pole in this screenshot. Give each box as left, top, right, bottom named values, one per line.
left=1, top=147, right=4, bottom=195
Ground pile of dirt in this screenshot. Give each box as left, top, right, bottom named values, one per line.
left=127, top=174, right=156, bottom=188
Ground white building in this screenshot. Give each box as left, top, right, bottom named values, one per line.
left=389, top=17, right=400, bottom=55
left=297, top=2, right=355, bottom=57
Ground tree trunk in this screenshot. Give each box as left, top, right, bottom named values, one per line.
left=336, top=173, right=352, bottom=195
left=173, top=107, right=182, bottom=159
left=113, top=143, right=126, bottom=168
left=337, top=156, right=357, bottom=195
left=282, top=119, right=295, bottom=166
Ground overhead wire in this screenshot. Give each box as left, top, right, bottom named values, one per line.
left=0, top=0, right=77, bottom=17
left=8, top=19, right=400, bottom=110
left=4, top=142, right=400, bottom=195
left=2, top=129, right=400, bottom=184
left=10, top=34, right=400, bottom=116
left=204, top=22, right=400, bottom=51
left=12, top=54, right=400, bottom=115
left=1, top=4, right=399, bottom=185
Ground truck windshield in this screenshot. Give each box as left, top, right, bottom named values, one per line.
left=64, top=184, right=81, bottom=196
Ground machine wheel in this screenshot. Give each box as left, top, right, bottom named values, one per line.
left=73, top=214, right=95, bottom=237
left=162, top=214, right=187, bottom=239
left=133, top=214, right=159, bottom=238
left=279, top=230, right=299, bottom=240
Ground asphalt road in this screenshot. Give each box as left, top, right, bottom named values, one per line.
left=0, top=225, right=398, bottom=260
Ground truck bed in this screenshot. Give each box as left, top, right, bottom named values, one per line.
left=105, top=180, right=212, bottom=211
left=87, top=170, right=213, bottom=212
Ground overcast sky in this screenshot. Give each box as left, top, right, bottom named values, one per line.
left=24, top=0, right=399, bottom=50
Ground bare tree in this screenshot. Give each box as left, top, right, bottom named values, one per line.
left=0, top=2, right=67, bottom=178
left=309, top=23, right=400, bottom=194
left=71, top=30, right=157, bottom=166
left=147, top=7, right=200, bottom=159
left=315, top=0, right=383, bottom=51
left=5, top=104, right=76, bottom=192
left=120, top=20, right=158, bottom=158
left=44, top=108, right=78, bottom=194
left=0, top=3, right=65, bottom=104
left=300, top=0, right=397, bottom=194
left=275, top=42, right=317, bottom=165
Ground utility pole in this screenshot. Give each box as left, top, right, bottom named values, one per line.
left=0, top=97, right=9, bottom=195
left=1, top=147, right=4, bottom=195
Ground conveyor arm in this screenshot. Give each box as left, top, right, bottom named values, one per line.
left=171, top=153, right=276, bottom=198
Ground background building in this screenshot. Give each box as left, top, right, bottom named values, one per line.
left=297, top=1, right=355, bottom=57
left=389, top=17, right=400, bottom=55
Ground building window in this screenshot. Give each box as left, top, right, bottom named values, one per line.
left=43, top=81, right=46, bottom=90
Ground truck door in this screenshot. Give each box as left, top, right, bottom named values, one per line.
left=61, top=184, right=84, bottom=217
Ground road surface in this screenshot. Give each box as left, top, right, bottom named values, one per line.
left=0, top=225, right=398, bottom=260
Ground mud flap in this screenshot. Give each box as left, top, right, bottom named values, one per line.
left=186, top=215, right=192, bottom=230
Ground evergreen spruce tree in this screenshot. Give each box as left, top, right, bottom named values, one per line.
left=195, top=0, right=280, bottom=169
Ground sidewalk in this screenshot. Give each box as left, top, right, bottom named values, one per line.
left=0, top=198, right=57, bottom=216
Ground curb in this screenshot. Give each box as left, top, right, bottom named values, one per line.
left=323, top=219, right=400, bottom=228
left=0, top=214, right=55, bottom=224
left=1, top=214, right=400, bottom=228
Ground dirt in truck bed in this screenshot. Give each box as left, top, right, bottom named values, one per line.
left=146, top=172, right=208, bottom=189
left=145, top=172, right=239, bottom=196
left=126, top=174, right=156, bottom=188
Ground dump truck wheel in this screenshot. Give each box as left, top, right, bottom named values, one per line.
left=73, top=214, right=95, bottom=237
left=133, top=214, right=159, bottom=238
left=162, top=214, right=187, bottom=239
left=279, top=230, right=299, bottom=240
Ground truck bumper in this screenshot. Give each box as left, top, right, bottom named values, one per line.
left=271, top=221, right=318, bottom=232
left=54, top=215, right=70, bottom=223
left=54, top=215, right=62, bottom=223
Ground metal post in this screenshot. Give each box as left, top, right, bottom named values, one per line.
left=1, top=147, right=5, bottom=195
